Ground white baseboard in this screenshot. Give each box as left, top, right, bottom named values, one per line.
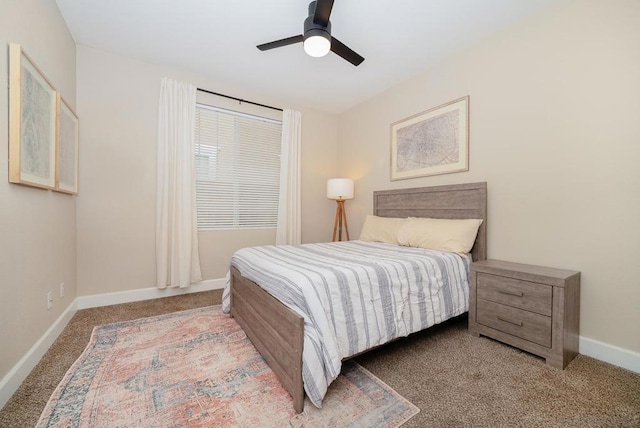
left=0, top=299, right=78, bottom=410
left=0, top=277, right=226, bottom=410
left=75, top=278, right=226, bottom=310
left=580, top=336, right=640, bottom=374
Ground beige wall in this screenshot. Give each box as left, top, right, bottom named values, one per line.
left=337, top=0, right=640, bottom=353
left=0, top=1, right=77, bottom=380
left=76, top=46, right=337, bottom=295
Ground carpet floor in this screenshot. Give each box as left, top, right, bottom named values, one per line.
left=1, top=290, right=639, bottom=427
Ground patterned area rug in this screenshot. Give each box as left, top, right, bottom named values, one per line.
left=37, top=306, right=418, bottom=427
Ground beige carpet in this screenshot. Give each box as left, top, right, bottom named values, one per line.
left=2, top=290, right=639, bottom=427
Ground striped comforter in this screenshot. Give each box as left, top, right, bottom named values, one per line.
left=221, top=240, right=470, bottom=408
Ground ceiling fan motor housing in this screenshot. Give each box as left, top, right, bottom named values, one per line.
left=304, top=5, right=331, bottom=41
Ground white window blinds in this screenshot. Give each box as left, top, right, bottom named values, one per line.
left=194, top=104, right=282, bottom=230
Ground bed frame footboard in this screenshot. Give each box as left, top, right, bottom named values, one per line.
left=229, top=266, right=305, bottom=413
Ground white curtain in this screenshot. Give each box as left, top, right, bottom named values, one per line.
left=275, top=109, right=302, bottom=245
left=156, top=77, right=202, bottom=288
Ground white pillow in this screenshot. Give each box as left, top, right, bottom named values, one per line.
left=397, top=217, right=483, bottom=253
left=359, top=215, right=406, bottom=244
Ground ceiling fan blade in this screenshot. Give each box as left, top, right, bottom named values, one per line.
left=257, top=35, right=304, bottom=51
left=330, top=37, right=365, bottom=66
left=313, top=0, right=334, bottom=27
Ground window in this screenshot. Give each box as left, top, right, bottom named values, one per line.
left=194, top=104, right=282, bottom=230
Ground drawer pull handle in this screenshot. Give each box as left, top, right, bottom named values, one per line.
left=497, top=316, right=523, bottom=327
left=498, top=290, right=524, bottom=297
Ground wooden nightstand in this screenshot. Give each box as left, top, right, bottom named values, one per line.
left=468, top=259, right=580, bottom=369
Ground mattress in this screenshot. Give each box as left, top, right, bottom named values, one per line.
left=222, top=240, right=470, bottom=407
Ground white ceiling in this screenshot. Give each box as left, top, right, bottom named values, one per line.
left=56, top=0, right=554, bottom=113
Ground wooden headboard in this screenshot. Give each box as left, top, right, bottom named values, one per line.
left=373, top=182, right=487, bottom=262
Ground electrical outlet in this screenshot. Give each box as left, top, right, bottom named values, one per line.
left=60, top=282, right=65, bottom=298
left=47, top=291, right=53, bottom=310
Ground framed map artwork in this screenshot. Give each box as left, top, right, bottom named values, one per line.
left=8, top=43, right=58, bottom=189
left=55, top=96, right=79, bottom=194
left=390, top=96, right=469, bottom=181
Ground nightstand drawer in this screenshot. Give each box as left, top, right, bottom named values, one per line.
left=477, top=299, right=551, bottom=347
left=477, top=273, right=552, bottom=316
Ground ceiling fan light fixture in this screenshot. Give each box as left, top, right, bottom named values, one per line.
left=256, top=0, right=364, bottom=66
left=303, top=33, right=331, bottom=57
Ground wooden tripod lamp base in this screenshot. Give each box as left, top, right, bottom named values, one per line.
left=327, top=178, right=354, bottom=242
left=332, top=200, right=350, bottom=242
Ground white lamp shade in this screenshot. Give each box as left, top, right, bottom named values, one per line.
left=304, top=35, right=331, bottom=57
left=327, top=178, right=354, bottom=200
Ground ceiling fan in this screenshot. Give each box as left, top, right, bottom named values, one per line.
left=257, top=0, right=365, bottom=66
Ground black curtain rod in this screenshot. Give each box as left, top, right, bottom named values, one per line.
left=197, top=88, right=283, bottom=112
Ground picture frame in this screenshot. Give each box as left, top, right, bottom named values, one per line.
left=55, top=95, right=79, bottom=194
left=390, top=96, right=469, bottom=181
left=8, top=43, right=58, bottom=189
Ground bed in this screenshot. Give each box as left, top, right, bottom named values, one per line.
left=225, top=182, right=487, bottom=413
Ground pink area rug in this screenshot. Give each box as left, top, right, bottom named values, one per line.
left=37, top=306, right=418, bottom=427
